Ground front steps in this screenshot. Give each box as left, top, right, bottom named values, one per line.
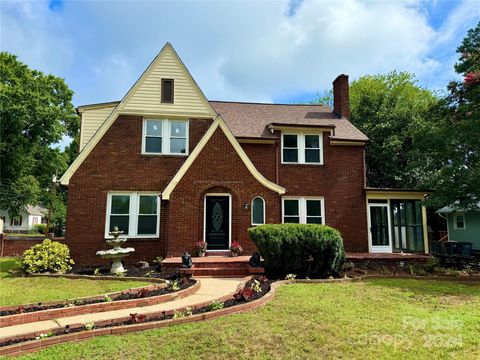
left=161, top=255, right=264, bottom=277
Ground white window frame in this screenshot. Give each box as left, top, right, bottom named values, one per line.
left=142, top=119, right=189, bottom=156
left=282, top=196, right=325, bottom=224
left=281, top=132, right=323, bottom=165
left=105, top=192, right=160, bottom=238
left=453, top=213, right=466, bottom=230
left=251, top=196, right=266, bottom=225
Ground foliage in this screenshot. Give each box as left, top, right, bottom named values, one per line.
left=173, top=307, right=193, bottom=319
left=415, top=22, right=480, bottom=209
left=285, top=274, right=297, bottom=280
left=248, top=224, right=345, bottom=278
left=168, top=279, right=180, bottom=291
left=251, top=279, right=261, bottom=293
left=207, top=300, right=224, bottom=311
left=17, top=279, right=480, bottom=359
left=229, top=240, right=243, bottom=253
left=103, top=295, right=113, bottom=302
left=129, top=313, right=146, bottom=324
left=0, top=52, right=79, bottom=218
left=83, top=323, right=96, bottom=331
left=195, top=241, right=207, bottom=252
left=20, top=239, right=74, bottom=274
left=348, top=71, right=437, bottom=188
left=31, top=224, right=47, bottom=234
left=234, top=286, right=254, bottom=302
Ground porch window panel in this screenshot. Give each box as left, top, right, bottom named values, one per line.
left=283, top=135, right=298, bottom=163
left=145, top=120, right=163, bottom=153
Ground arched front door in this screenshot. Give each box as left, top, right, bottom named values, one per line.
left=204, top=194, right=231, bottom=250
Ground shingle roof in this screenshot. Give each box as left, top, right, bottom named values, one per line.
left=209, top=101, right=368, bottom=141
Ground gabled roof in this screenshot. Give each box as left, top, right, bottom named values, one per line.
left=60, top=43, right=216, bottom=185
left=209, top=101, right=368, bottom=141
left=162, top=116, right=286, bottom=199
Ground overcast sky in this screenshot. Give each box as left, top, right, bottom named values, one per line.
left=2, top=0, right=479, bottom=144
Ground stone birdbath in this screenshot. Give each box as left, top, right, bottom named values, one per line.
left=96, top=227, right=135, bottom=274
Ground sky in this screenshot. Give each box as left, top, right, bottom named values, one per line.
left=1, top=0, right=479, bottom=147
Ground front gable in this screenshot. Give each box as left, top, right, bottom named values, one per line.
left=60, top=43, right=216, bottom=185
left=162, top=117, right=286, bottom=199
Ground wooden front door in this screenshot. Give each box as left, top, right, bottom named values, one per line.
left=205, top=195, right=230, bottom=250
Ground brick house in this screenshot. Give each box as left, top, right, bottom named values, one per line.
left=60, top=43, right=429, bottom=265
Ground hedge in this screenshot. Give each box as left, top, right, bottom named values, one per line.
left=248, top=224, right=345, bottom=278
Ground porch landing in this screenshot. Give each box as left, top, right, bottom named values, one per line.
left=161, top=253, right=432, bottom=277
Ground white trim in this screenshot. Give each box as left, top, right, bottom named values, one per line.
left=203, top=193, right=232, bottom=251
left=281, top=132, right=323, bottom=165
left=367, top=202, right=393, bottom=253
left=251, top=196, right=265, bottom=226
left=453, top=213, right=466, bottom=230
left=105, top=192, right=160, bottom=239
left=161, top=116, right=286, bottom=200
left=60, top=43, right=216, bottom=185
left=141, top=119, right=189, bottom=156
left=281, top=196, right=325, bottom=225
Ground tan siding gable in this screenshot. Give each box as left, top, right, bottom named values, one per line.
left=79, top=105, right=116, bottom=150
left=121, top=47, right=213, bottom=117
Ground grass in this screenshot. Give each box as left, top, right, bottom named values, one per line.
left=11, top=277, right=480, bottom=359
left=0, top=257, right=150, bottom=307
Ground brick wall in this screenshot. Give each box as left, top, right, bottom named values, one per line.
left=66, top=114, right=368, bottom=264
left=66, top=115, right=212, bottom=265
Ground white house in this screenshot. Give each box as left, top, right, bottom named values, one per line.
left=0, top=205, right=47, bottom=233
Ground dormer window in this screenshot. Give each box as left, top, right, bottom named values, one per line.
left=161, top=79, right=174, bottom=103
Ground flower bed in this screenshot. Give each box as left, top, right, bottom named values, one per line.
left=0, top=277, right=273, bottom=353
left=0, top=277, right=198, bottom=327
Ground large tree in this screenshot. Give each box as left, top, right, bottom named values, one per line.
left=0, top=52, right=78, bottom=218
left=348, top=71, right=437, bottom=188
left=417, top=22, right=480, bottom=209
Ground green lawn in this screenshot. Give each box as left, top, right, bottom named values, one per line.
left=13, top=278, right=480, bottom=360
left=0, top=257, right=150, bottom=307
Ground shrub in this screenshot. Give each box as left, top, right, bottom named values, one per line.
left=31, top=224, right=47, bottom=234
left=248, top=224, right=345, bottom=278
left=21, top=239, right=74, bottom=274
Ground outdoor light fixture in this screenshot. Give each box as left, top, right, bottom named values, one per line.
left=243, top=202, right=249, bottom=209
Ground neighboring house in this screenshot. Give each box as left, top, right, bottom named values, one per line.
left=436, top=203, right=480, bottom=250
left=0, top=205, right=47, bottom=233
left=60, top=43, right=429, bottom=264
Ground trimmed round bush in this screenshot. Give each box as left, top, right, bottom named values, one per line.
left=21, top=239, right=74, bottom=274
left=248, top=224, right=345, bottom=278
left=31, top=224, right=47, bottom=234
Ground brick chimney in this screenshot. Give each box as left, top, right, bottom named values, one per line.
left=332, top=74, right=349, bottom=119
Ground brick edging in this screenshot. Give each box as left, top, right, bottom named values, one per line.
left=1, top=274, right=478, bottom=356
left=0, top=280, right=200, bottom=328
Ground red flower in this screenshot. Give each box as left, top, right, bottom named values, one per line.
left=464, top=72, right=477, bottom=83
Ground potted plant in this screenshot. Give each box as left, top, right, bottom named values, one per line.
left=230, top=241, right=243, bottom=257
left=195, top=241, right=207, bottom=257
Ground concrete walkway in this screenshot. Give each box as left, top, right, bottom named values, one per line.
left=0, top=278, right=243, bottom=340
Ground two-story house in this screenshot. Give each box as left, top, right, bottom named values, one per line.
left=60, top=43, right=429, bottom=264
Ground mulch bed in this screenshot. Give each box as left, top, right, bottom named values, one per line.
left=0, top=277, right=273, bottom=348
left=68, top=265, right=166, bottom=278
left=0, top=276, right=195, bottom=317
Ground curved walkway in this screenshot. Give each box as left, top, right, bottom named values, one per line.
left=0, top=277, right=243, bottom=340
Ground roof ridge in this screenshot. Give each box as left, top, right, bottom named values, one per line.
left=209, top=100, right=328, bottom=107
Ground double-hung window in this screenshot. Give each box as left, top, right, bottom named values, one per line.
left=281, top=133, right=323, bottom=164
left=282, top=197, right=324, bottom=224
left=454, top=213, right=466, bottom=230
left=143, top=119, right=188, bottom=155
left=106, top=192, right=159, bottom=238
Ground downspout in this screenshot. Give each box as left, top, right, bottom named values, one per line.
left=275, top=139, right=279, bottom=185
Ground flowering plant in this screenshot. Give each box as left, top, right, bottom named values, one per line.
left=230, top=241, right=243, bottom=254
left=195, top=241, right=207, bottom=252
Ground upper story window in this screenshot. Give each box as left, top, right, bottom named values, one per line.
left=251, top=197, right=265, bottom=225
left=454, top=213, right=466, bottom=230
left=143, top=119, right=188, bottom=155
left=10, top=216, right=22, bottom=226
left=281, top=133, right=323, bottom=165
left=106, top=192, right=159, bottom=238
left=161, top=79, right=174, bottom=103
left=282, top=197, right=324, bottom=224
